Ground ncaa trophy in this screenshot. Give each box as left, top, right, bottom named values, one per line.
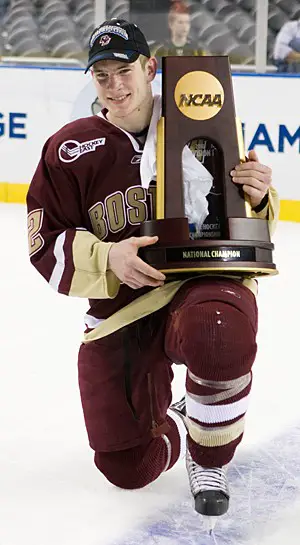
left=140, top=56, right=277, bottom=276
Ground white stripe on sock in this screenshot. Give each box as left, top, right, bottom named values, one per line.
left=186, top=392, right=250, bottom=424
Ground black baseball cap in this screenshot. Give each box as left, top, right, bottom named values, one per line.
left=85, top=18, right=151, bottom=73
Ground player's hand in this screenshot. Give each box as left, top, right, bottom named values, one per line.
left=230, top=149, right=272, bottom=209
left=108, top=236, right=166, bottom=290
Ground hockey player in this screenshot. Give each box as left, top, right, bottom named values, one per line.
left=27, top=19, right=279, bottom=529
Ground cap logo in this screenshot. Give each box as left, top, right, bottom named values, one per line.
left=90, top=25, right=129, bottom=48
left=99, top=35, right=111, bottom=46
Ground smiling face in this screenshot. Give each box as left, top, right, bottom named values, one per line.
left=91, top=56, right=157, bottom=126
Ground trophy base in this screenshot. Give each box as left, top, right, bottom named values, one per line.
left=140, top=218, right=278, bottom=277
left=141, top=243, right=277, bottom=276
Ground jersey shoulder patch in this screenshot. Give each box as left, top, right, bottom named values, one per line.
left=46, top=117, right=111, bottom=165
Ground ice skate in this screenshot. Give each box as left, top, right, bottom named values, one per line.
left=170, top=397, right=229, bottom=532
left=169, top=396, right=187, bottom=419
left=186, top=448, right=229, bottom=532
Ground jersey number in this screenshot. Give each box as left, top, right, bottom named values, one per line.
left=27, top=209, right=44, bottom=257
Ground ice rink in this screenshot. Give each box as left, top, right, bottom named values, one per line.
left=1, top=203, right=299, bottom=545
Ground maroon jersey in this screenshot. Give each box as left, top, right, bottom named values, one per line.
left=27, top=114, right=156, bottom=321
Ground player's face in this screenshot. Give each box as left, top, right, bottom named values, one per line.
left=92, top=58, right=156, bottom=120
left=170, top=14, right=191, bottom=39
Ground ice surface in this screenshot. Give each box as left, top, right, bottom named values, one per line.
left=1, top=204, right=300, bottom=545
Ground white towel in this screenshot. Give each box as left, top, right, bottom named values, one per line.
left=140, top=94, right=213, bottom=234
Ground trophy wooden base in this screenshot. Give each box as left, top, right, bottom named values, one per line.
left=140, top=218, right=278, bottom=277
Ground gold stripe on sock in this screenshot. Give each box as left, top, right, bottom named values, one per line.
left=186, top=416, right=245, bottom=447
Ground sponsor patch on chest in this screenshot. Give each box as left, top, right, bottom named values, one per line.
left=58, top=138, right=106, bottom=163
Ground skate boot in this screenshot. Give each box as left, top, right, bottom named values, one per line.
left=169, top=396, right=186, bottom=418
left=186, top=448, right=229, bottom=531
left=170, top=397, right=230, bottom=531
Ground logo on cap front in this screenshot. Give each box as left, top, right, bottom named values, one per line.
left=90, top=25, right=129, bottom=48
left=99, top=35, right=111, bottom=46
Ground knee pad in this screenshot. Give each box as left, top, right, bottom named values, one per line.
left=177, top=300, right=257, bottom=381
left=94, top=436, right=170, bottom=490
left=95, top=448, right=147, bottom=490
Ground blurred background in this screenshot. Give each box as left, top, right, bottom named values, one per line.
left=0, top=1, right=299, bottom=223
left=0, top=0, right=299, bottom=72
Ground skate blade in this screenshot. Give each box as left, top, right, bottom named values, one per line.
left=202, top=515, right=217, bottom=533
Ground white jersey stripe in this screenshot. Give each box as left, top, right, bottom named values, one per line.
left=49, top=231, right=66, bottom=291
left=84, top=314, right=106, bottom=329
left=186, top=392, right=250, bottom=424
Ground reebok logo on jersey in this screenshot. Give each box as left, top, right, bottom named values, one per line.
left=131, top=154, right=142, bottom=164
left=58, top=138, right=106, bottom=163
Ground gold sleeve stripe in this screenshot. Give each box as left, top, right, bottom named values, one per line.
left=242, top=277, right=258, bottom=296
left=267, top=185, right=280, bottom=236
left=69, top=231, right=120, bottom=299
left=186, top=415, right=245, bottom=448
left=251, top=185, right=280, bottom=236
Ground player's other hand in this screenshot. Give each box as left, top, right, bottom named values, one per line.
left=230, top=149, right=272, bottom=209
left=108, top=236, right=166, bottom=290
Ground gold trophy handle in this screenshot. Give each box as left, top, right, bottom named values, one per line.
left=236, top=117, right=252, bottom=218
left=156, top=117, right=165, bottom=220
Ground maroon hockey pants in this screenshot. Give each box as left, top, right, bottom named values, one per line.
left=78, top=277, right=258, bottom=489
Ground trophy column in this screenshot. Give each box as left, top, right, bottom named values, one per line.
left=141, top=56, right=277, bottom=277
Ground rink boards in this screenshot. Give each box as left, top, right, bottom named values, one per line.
left=0, top=66, right=299, bottom=222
